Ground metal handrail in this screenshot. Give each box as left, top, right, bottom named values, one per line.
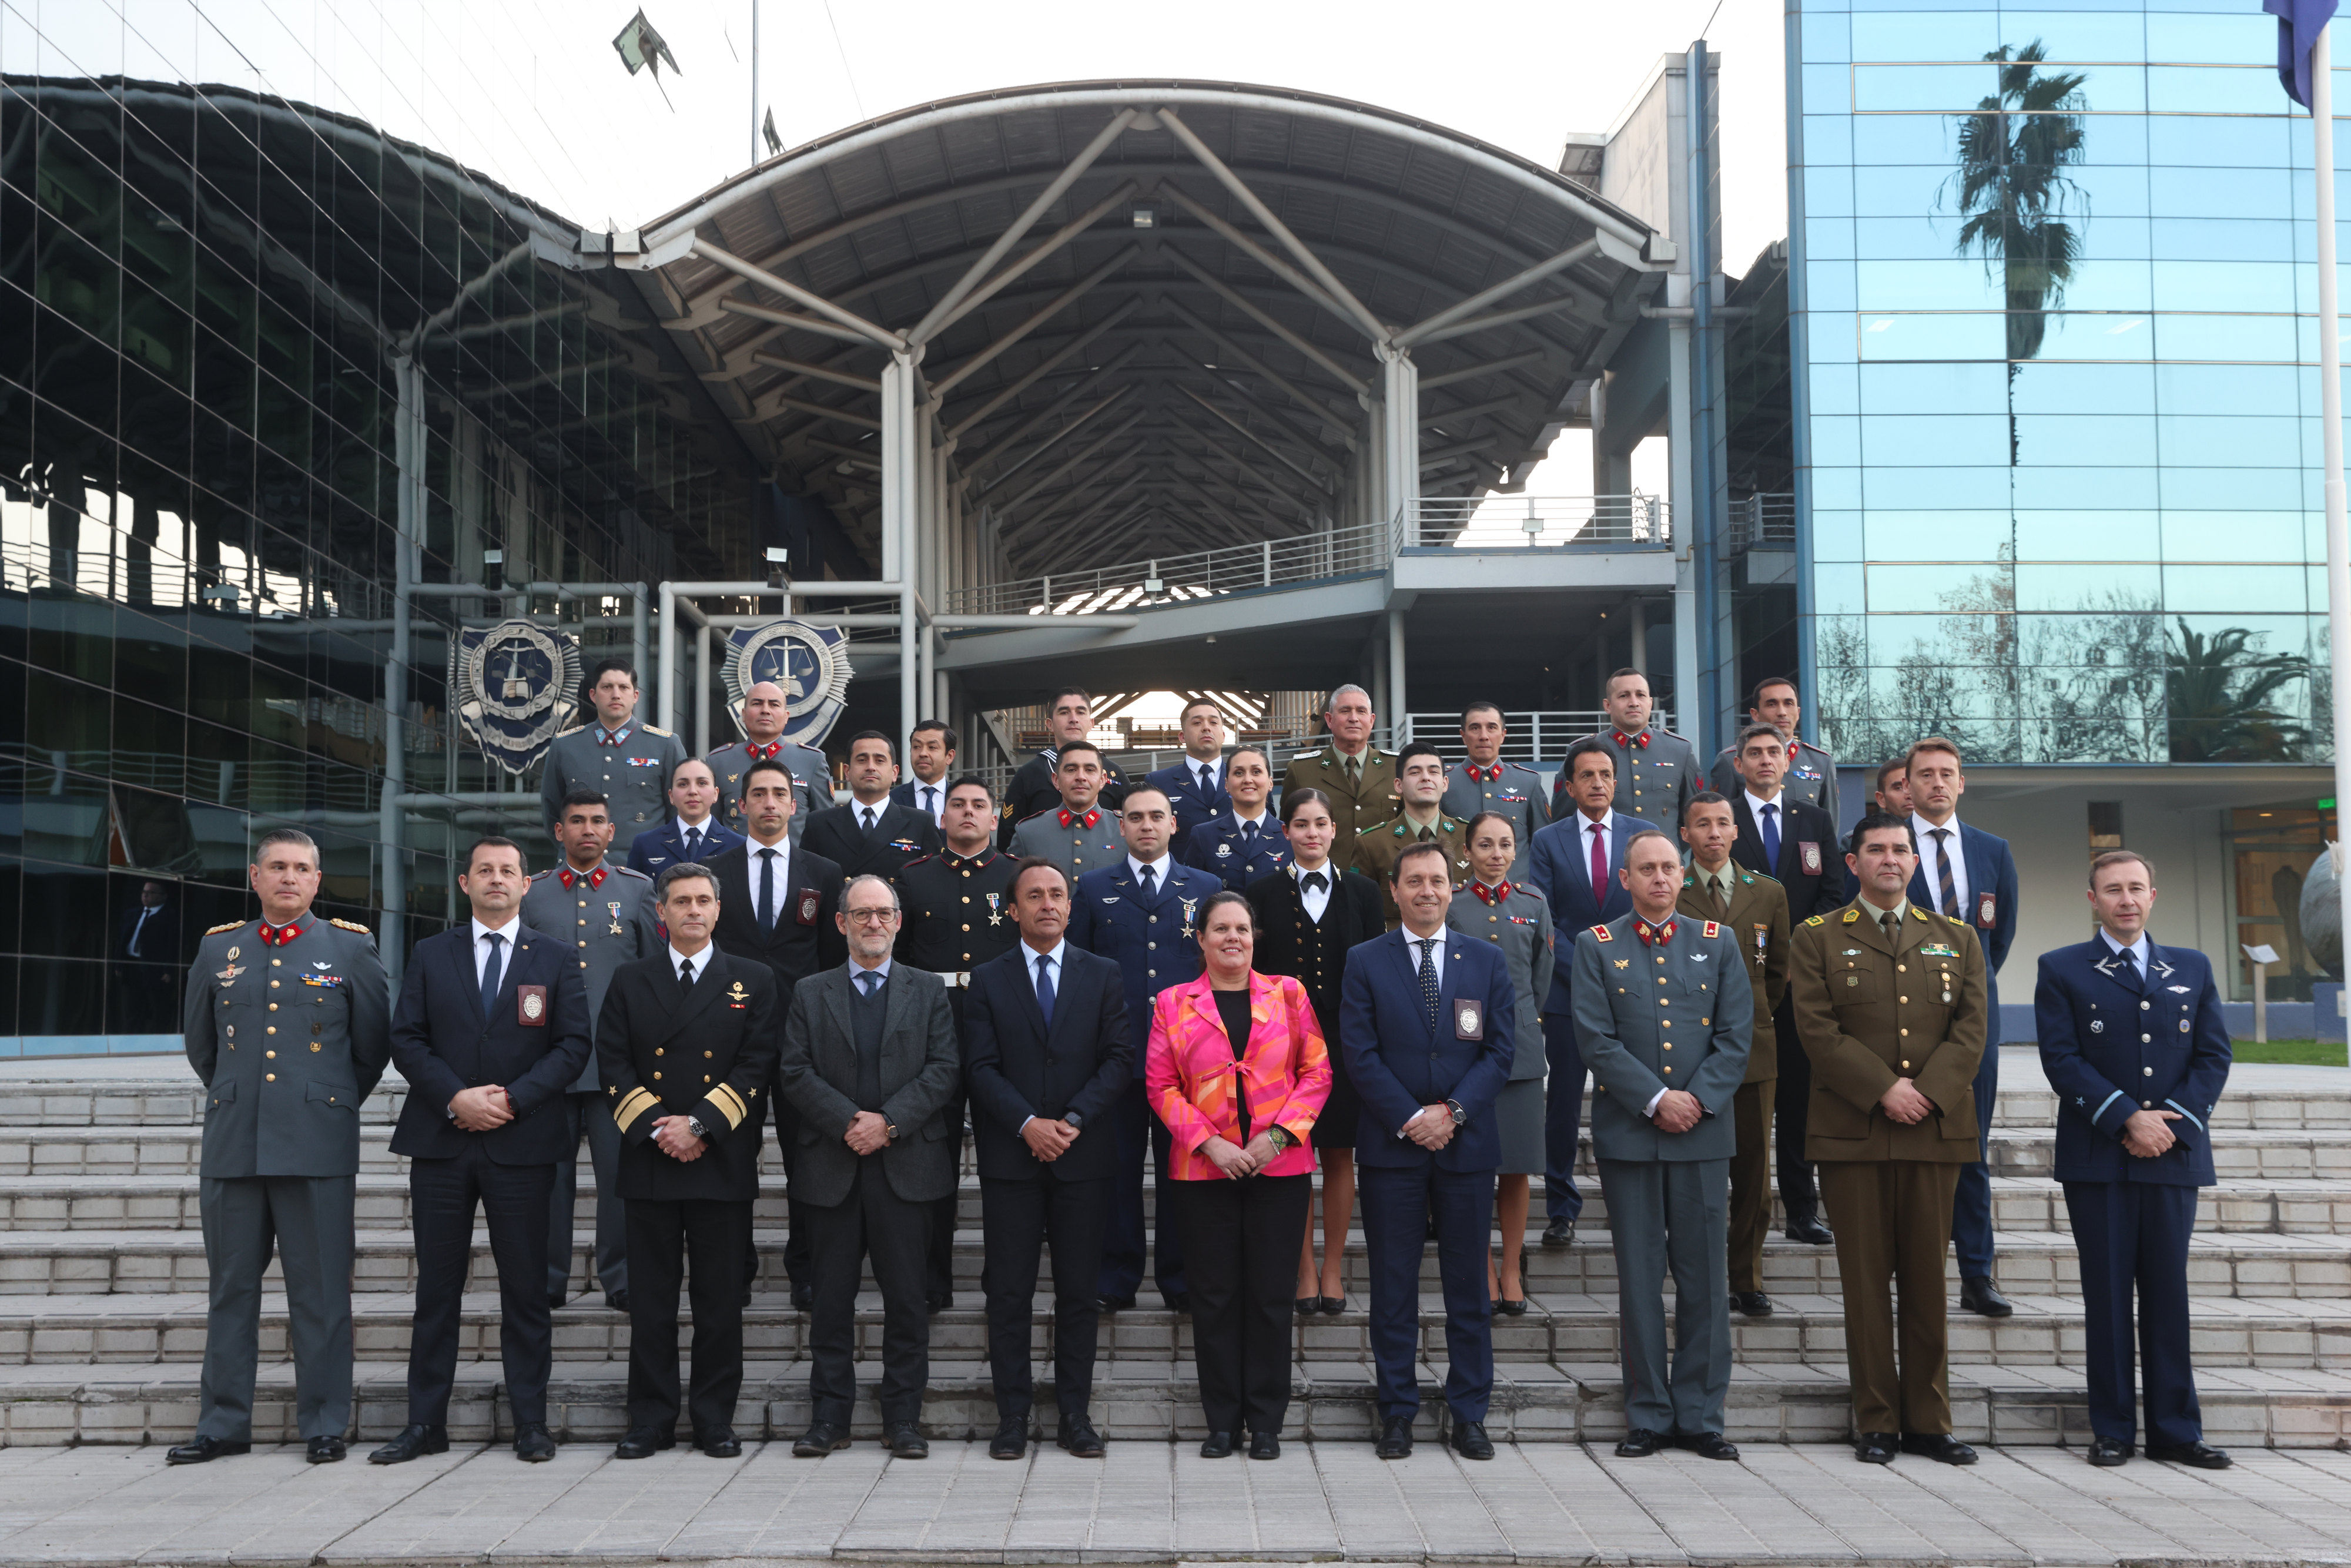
left=1727, top=492, right=1796, bottom=554
left=1402, top=494, right=1672, bottom=550
left=947, top=520, right=1392, bottom=617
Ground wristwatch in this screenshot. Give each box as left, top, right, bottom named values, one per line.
left=886, top=1121, right=900, bottom=1141
left=1446, top=1098, right=1469, bottom=1127
left=1265, top=1125, right=1292, bottom=1152
left=1065, top=1111, right=1085, bottom=1131
left=686, top=1115, right=708, bottom=1140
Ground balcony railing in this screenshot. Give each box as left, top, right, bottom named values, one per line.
left=946, top=520, right=1391, bottom=618
left=1727, top=492, right=1796, bottom=554
left=1402, top=494, right=1671, bottom=551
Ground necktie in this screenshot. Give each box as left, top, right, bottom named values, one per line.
left=858, top=969, right=882, bottom=998
left=683, top=827, right=701, bottom=860
left=678, top=957, right=697, bottom=996
left=1588, top=822, right=1607, bottom=895
left=2116, top=946, right=2139, bottom=986
left=1198, top=765, right=1214, bottom=797
left=1302, top=870, right=1328, bottom=893
left=1712, top=872, right=1730, bottom=914
left=921, top=785, right=937, bottom=818
left=1416, top=937, right=1440, bottom=1033
left=1760, top=803, right=1781, bottom=871
left=1930, top=827, right=1960, bottom=917
left=1242, top=819, right=1259, bottom=848
left=758, top=847, right=778, bottom=933
left=1138, top=863, right=1157, bottom=899
left=128, top=907, right=152, bottom=957
left=1034, top=953, right=1056, bottom=1026
left=1881, top=912, right=1901, bottom=947
left=479, top=932, right=505, bottom=1018
left=861, top=806, right=878, bottom=833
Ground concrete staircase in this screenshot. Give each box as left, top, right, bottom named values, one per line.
left=0, top=1051, right=2345, bottom=1450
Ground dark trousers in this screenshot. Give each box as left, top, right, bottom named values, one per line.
left=758, top=1101, right=813, bottom=1292
left=1818, top=1159, right=1962, bottom=1436
left=196, top=1174, right=354, bottom=1441
left=806, top=1160, right=931, bottom=1427
left=1771, top=998, right=1821, bottom=1225
left=1540, top=1011, right=1585, bottom=1221
left=980, top=1170, right=1111, bottom=1423
left=407, top=1143, right=555, bottom=1426
left=2065, top=1180, right=2204, bottom=1447
left=1728, top=1078, right=1773, bottom=1292
left=1950, top=1040, right=2001, bottom=1275
left=1099, top=1080, right=1187, bottom=1300
left=1360, top=1162, right=1496, bottom=1424
left=625, top=1197, right=751, bottom=1436
left=550, top=1091, right=627, bottom=1299
left=930, top=1091, right=964, bottom=1300
left=1173, top=1172, right=1311, bottom=1438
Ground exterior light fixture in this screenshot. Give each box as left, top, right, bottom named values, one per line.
left=1131, top=203, right=1157, bottom=229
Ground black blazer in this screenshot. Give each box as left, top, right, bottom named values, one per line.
left=387, top=923, right=593, bottom=1164
left=707, top=839, right=846, bottom=1007
left=799, top=800, right=945, bottom=886
left=595, top=947, right=781, bottom=1202
left=961, top=944, right=1132, bottom=1183
left=1729, top=794, right=1848, bottom=923
left=1245, top=867, right=1385, bottom=1042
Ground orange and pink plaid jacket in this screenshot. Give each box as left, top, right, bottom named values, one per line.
left=1145, top=971, right=1331, bottom=1180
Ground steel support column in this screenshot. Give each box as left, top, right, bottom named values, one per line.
left=883, top=351, right=921, bottom=746
left=1379, top=346, right=1418, bottom=541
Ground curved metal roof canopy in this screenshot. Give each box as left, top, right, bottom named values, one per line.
left=608, top=81, right=1665, bottom=578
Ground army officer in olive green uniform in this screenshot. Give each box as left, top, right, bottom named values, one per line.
left=172, top=829, right=391, bottom=1465
left=1352, top=743, right=1472, bottom=928
left=1277, top=684, right=1398, bottom=872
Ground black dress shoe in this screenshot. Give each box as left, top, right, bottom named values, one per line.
left=1198, top=1429, right=1236, bottom=1458
left=927, top=1290, right=953, bottom=1312
left=615, top=1426, right=677, bottom=1459
left=1615, top=1426, right=1667, bottom=1458
left=306, top=1435, right=347, bottom=1464
left=1854, top=1431, right=1897, bottom=1465
left=1541, top=1214, right=1575, bottom=1249
left=606, top=1289, right=630, bottom=1313
left=1730, top=1291, right=1774, bottom=1317
left=1248, top=1430, right=1282, bottom=1460
left=793, top=1422, right=849, bottom=1458
left=791, top=1282, right=815, bottom=1313
left=1318, top=1295, right=1345, bottom=1315
left=165, top=1435, right=250, bottom=1465
left=1375, top=1415, right=1414, bottom=1459
left=514, top=1422, right=558, bottom=1462
left=1450, top=1420, right=1495, bottom=1460
left=697, top=1429, right=742, bottom=1458
left=1163, top=1291, right=1191, bottom=1314
left=989, top=1419, right=1029, bottom=1460
left=369, top=1424, right=450, bottom=1465
left=1786, top=1215, right=1835, bottom=1245
left=1900, top=1432, right=1979, bottom=1465
left=2146, top=1439, right=2232, bottom=1469
left=1097, top=1294, right=1136, bottom=1312
left=1295, top=1296, right=1318, bottom=1318
left=1495, top=1294, right=1528, bottom=1316
left=2087, top=1436, right=2132, bottom=1467
left=886, top=1423, right=929, bottom=1458
left=1674, top=1432, right=1740, bottom=1461
left=1959, top=1276, right=2014, bottom=1318
left=548, top=1290, right=567, bottom=1312
left=1057, top=1417, right=1105, bottom=1458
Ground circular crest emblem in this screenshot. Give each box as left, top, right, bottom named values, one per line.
left=1457, top=1005, right=1479, bottom=1034
left=724, top=619, right=852, bottom=749
left=450, top=618, right=582, bottom=776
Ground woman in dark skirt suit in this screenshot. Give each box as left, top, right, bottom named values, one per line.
left=1245, top=786, right=1385, bottom=1315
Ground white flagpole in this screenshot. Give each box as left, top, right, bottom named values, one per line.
left=2318, top=29, right=2351, bottom=970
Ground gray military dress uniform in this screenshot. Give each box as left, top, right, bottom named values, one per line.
left=1445, top=880, right=1555, bottom=1174
left=182, top=913, right=391, bottom=1443
left=1580, top=727, right=1700, bottom=826
left=521, top=859, right=663, bottom=1300
left=540, top=720, right=688, bottom=835
left=1007, top=805, right=1127, bottom=883
left=1708, top=736, right=1838, bottom=823
left=1442, top=760, right=1550, bottom=884
left=709, top=738, right=833, bottom=846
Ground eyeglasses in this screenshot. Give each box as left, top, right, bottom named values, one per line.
left=843, top=907, right=899, bottom=926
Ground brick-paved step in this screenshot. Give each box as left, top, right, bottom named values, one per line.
left=2, top=1353, right=2341, bottom=1449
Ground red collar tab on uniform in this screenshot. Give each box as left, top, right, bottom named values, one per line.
left=1467, top=762, right=1502, bottom=782
left=1786, top=738, right=1799, bottom=761
left=1472, top=879, right=1513, bottom=905
left=595, top=725, right=631, bottom=747
left=1636, top=917, right=1676, bottom=946
left=746, top=741, right=781, bottom=760
left=558, top=866, right=609, bottom=890
left=258, top=919, right=304, bottom=946
left=1613, top=730, right=1649, bottom=749
left=1059, top=807, right=1100, bottom=830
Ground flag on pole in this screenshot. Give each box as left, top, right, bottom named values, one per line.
left=2269, top=0, right=2340, bottom=107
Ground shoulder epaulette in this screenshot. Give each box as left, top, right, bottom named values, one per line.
left=1737, top=870, right=1754, bottom=884
left=1521, top=884, right=1547, bottom=902
left=206, top=920, right=245, bottom=936
left=1751, top=870, right=1782, bottom=886
left=1016, top=807, right=1055, bottom=825
left=554, top=723, right=586, bottom=739
left=900, top=853, right=939, bottom=870
left=1703, top=920, right=1720, bottom=939
left=641, top=724, right=674, bottom=738
left=1913, top=907, right=1930, bottom=922
left=528, top=867, right=555, bottom=880
left=1804, top=914, right=1825, bottom=927
left=1590, top=923, right=1613, bottom=942
left=1948, top=912, right=1968, bottom=927
left=614, top=865, right=652, bottom=880
left=1682, top=871, right=1697, bottom=886
left=1841, top=909, right=1860, bottom=923
left=329, top=917, right=371, bottom=934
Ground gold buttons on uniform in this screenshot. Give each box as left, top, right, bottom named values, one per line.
left=652, top=1071, right=661, bottom=1080
left=268, top=1003, right=277, bottom=1011
left=1902, top=1060, right=1911, bottom=1070
left=265, top=1073, right=276, bottom=1081
left=655, top=1048, right=664, bottom=1056
left=265, top=1050, right=275, bottom=1058
left=1899, top=996, right=1908, bottom=1004
left=705, top=1051, right=714, bottom=1058
left=1900, top=1027, right=1909, bottom=1037
left=266, top=1026, right=276, bottom=1035
left=272, top=959, right=282, bottom=967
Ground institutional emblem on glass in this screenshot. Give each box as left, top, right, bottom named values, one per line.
left=722, top=618, right=852, bottom=749
left=449, top=618, right=582, bottom=775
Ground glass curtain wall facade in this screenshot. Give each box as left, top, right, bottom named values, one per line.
left=1791, top=1, right=2330, bottom=769
left=0, top=75, right=756, bottom=1050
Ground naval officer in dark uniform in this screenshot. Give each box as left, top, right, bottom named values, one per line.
left=540, top=658, right=687, bottom=837
left=1441, top=702, right=1548, bottom=884
left=170, top=829, right=391, bottom=1465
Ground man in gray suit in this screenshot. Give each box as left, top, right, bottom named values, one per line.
left=1441, top=702, right=1548, bottom=883
left=541, top=658, right=688, bottom=837
left=775, top=874, right=961, bottom=1460
left=172, top=829, right=391, bottom=1465
left=1570, top=827, right=1752, bottom=1462
left=523, top=788, right=664, bottom=1311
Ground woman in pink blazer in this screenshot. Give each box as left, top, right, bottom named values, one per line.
left=1146, top=889, right=1331, bottom=1458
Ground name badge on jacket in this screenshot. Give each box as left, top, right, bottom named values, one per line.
left=1455, top=1000, right=1484, bottom=1040
left=797, top=887, right=822, bottom=926
left=517, top=984, right=548, bottom=1026
left=1977, top=892, right=1997, bottom=929
left=1799, top=841, right=1821, bottom=875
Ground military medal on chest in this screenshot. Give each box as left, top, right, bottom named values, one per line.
left=1178, top=896, right=1198, bottom=938
left=985, top=892, right=1003, bottom=926
left=608, top=900, right=625, bottom=936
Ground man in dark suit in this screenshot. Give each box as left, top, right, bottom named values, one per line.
left=1706, top=675, right=1839, bottom=825
left=708, top=758, right=845, bottom=1308
left=115, top=878, right=180, bottom=1033
left=597, top=863, right=782, bottom=1458
left=373, top=836, right=592, bottom=1466
left=628, top=758, right=745, bottom=877
left=1341, top=840, right=1516, bottom=1460
left=1143, top=696, right=1230, bottom=856
left=1903, top=736, right=2020, bottom=1316
left=1726, top=720, right=1846, bottom=1247
left=776, top=875, right=962, bottom=1459
left=2034, top=850, right=2232, bottom=1469
left=889, top=719, right=959, bottom=828
left=1523, top=736, right=1655, bottom=1250
left=1000, top=687, right=1130, bottom=847
left=962, top=857, right=1132, bottom=1460
left=802, top=730, right=944, bottom=884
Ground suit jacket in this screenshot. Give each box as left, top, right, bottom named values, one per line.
left=1067, top=858, right=1223, bottom=1041
left=1179, top=810, right=1293, bottom=892
left=889, top=776, right=953, bottom=829
left=1338, top=929, right=1515, bottom=1171
left=1146, top=971, right=1330, bottom=1180
left=962, top=943, right=1133, bottom=1182
left=597, top=947, right=779, bottom=1201
left=1789, top=900, right=1988, bottom=1162
left=1570, top=913, right=1752, bottom=1162
left=1730, top=793, right=1847, bottom=924
left=1526, top=810, right=1657, bottom=1014
left=1278, top=743, right=1399, bottom=871
left=1144, top=757, right=1231, bottom=855
left=800, top=799, right=945, bottom=885
left=387, top=923, right=594, bottom=1164
left=1676, top=867, right=1789, bottom=1081
left=707, top=839, right=846, bottom=1009
left=119, top=902, right=180, bottom=963
left=627, top=817, right=745, bottom=879
left=776, top=963, right=963, bottom=1206
left=1906, top=817, right=2018, bottom=1048
left=1709, top=736, right=1838, bottom=825
left=1245, top=864, right=1386, bottom=1044
left=2034, top=937, right=2229, bottom=1187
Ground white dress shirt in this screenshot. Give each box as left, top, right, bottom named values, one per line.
left=668, top=943, right=713, bottom=984
left=746, top=835, right=791, bottom=906
left=675, top=815, right=716, bottom=857
left=1128, top=852, right=1174, bottom=886
left=912, top=779, right=946, bottom=825
left=1911, top=812, right=1971, bottom=918
left=1292, top=859, right=1334, bottom=923
left=1397, top=925, right=1451, bottom=1136
left=1576, top=809, right=1617, bottom=884
left=2099, top=930, right=2150, bottom=969
left=1191, top=758, right=1221, bottom=795
left=472, top=916, right=522, bottom=987
left=848, top=954, right=893, bottom=991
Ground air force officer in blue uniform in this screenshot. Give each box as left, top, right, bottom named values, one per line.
left=2033, top=849, right=2232, bottom=1470
left=1341, top=839, right=1515, bottom=1462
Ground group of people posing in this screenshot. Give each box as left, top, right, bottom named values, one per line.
left=167, top=662, right=2235, bottom=1476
